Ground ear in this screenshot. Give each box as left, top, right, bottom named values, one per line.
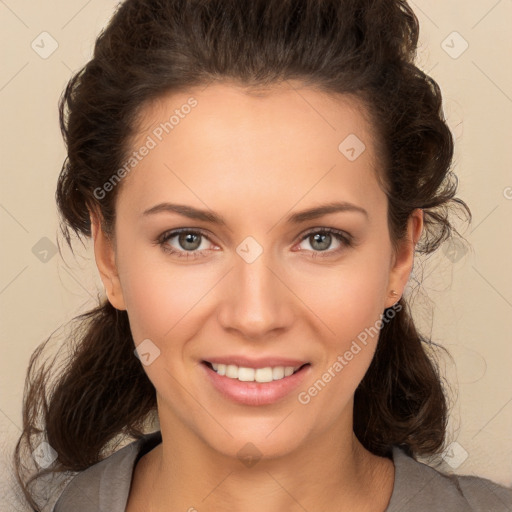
left=90, top=210, right=127, bottom=311
left=385, top=208, right=423, bottom=308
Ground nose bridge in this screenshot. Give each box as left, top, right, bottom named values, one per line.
left=217, top=239, right=292, bottom=338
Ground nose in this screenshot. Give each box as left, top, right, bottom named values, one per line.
left=216, top=247, right=295, bottom=340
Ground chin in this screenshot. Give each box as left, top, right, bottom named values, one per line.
left=204, top=426, right=308, bottom=464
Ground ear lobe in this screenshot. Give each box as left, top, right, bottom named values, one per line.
left=89, top=211, right=127, bottom=311
left=385, top=209, right=423, bottom=308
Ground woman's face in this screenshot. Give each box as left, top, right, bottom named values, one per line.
left=93, top=81, right=420, bottom=460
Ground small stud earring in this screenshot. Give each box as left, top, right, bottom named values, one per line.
left=390, top=290, right=399, bottom=297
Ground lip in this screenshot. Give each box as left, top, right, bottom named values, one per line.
left=201, top=361, right=311, bottom=406
left=202, top=356, right=309, bottom=368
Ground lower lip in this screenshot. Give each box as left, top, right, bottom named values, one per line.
left=202, top=362, right=311, bottom=406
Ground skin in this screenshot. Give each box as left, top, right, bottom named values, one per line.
left=91, top=80, right=423, bottom=512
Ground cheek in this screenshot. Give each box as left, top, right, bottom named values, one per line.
left=116, top=241, right=222, bottom=345
left=291, top=251, right=391, bottom=340
left=122, top=272, right=209, bottom=343
left=291, top=248, right=391, bottom=408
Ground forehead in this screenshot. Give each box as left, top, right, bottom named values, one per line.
left=134, top=80, right=376, bottom=157
left=116, top=81, right=385, bottom=221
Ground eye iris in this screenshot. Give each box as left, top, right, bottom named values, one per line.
left=311, top=233, right=331, bottom=251
left=179, top=232, right=201, bottom=251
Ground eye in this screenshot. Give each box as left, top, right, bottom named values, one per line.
left=155, top=226, right=353, bottom=260
left=156, top=228, right=216, bottom=260
left=295, top=227, right=353, bottom=258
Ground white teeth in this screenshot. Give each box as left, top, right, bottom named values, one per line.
left=226, top=364, right=238, bottom=378
left=209, top=362, right=303, bottom=382
left=255, top=367, right=273, bottom=382
left=272, top=366, right=285, bottom=380
left=284, top=366, right=295, bottom=377
left=238, top=367, right=255, bottom=381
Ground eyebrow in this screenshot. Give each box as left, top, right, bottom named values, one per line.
left=142, top=201, right=368, bottom=225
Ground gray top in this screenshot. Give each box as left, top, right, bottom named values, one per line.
left=53, top=431, right=512, bottom=511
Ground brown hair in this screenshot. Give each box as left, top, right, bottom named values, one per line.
left=15, top=0, right=470, bottom=508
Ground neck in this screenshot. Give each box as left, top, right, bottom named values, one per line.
left=130, top=413, right=394, bottom=512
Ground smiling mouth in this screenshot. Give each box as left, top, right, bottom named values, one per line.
left=202, top=361, right=310, bottom=383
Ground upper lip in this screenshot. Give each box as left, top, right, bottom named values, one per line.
left=202, top=356, right=310, bottom=369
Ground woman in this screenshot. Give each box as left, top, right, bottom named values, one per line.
left=14, top=0, right=512, bottom=511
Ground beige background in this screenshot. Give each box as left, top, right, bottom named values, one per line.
left=1, top=0, right=511, bottom=509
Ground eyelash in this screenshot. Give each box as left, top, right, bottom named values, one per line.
left=155, top=227, right=353, bottom=261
